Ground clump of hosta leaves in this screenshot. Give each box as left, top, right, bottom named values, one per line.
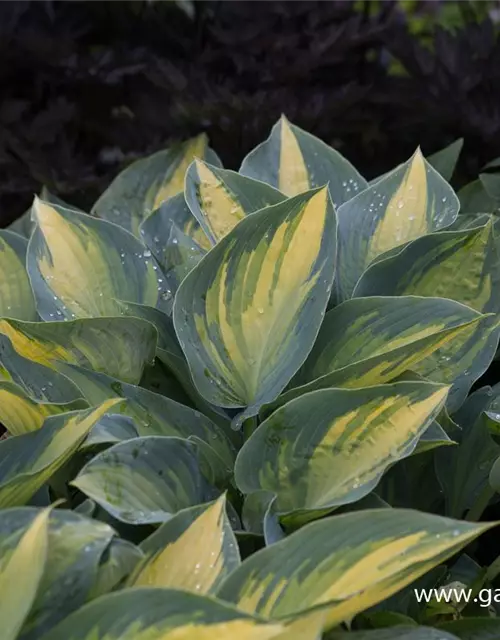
left=3, top=118, right=500, bottom=640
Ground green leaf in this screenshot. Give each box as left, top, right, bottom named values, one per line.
left=458, top=180, right=497, bottom=215
left=27, top=199, right=172, bottom=319
left=0, top=230, right=37, bottom=321
left=0, top=399, right=121, bottom=507
left=185, top=159, right=285, bottom=245
left=140, top=193, right=210, bottom=286
left=173, top=187, right=336, bottom=428
left=236, top=382, right=449, bottom=521
left=354, top=221, right=500, bottom=412
left=0, top=334, right=82, bottom=402
left=46, top=588, right=315, bottom=640
left=89, top=538, right=144, bottom=598
left=216, top=509, right=494, bottom=629
left=0, top=315, right=157, bottom=385
left=436, top=410, right=500, bottom=518
left=427, top=138, right=463, bottom=182
left=92, top=134, right=220, bottom=235
left=240, top=115, right=367, bottom=206
left=0, top=507, right=115, bottom=640
left=55, top=363, right=236, bottom=478
left=72, top=436, right=217, bottom=524
left=129, top=495, right=240, bottom=594
left=328, top=628, right=459, bottom=639
left=0, top=380, right=87, bottom=435
left=336, top=148, right=459, bottom=300
left=0, top=508, right=49, bottom=640
left=438, top=618, right=500, bottom=639
left=480, top=172, right=500, bottom=201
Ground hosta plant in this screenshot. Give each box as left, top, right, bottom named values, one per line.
left=3, top=117, right=500, bottom=639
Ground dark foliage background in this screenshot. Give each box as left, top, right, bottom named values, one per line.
left=1, top=0, right=500, bottom=226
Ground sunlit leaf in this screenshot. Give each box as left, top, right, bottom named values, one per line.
left=240, top=115, right=367, bottom=205
left=173, top=187, right=336, bottom=428
left=0, top=399, right=121, bottom=507
left=0, top=315, right=157, bottom=385
left=0, top=230, right=37, bottom=321
left=28, top=199, right=171, bottom=319
left=337, top=148, right=459, bottom=300
left=217, top=509, right=493, bottom=629
left=92, top=134, right=220, bottom=235
left=185, top=159, right=285, bottom=245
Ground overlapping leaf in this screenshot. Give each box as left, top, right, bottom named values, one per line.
left=92, top=134, right=220, bottom=235
left=0, top=380, right=87, bottom=435
left=336, top=148, right=460, bottom=300
left=0, top=399, right=121, bottom=507
left=236, top=382, right=449, bottom=521
left=0, top=230, right=37, bottom=321
left=0, top=507, right=115, bottom=640
left=129, top=495, right=240, bottom=593
left=0, top=334, right=82, bottom=402
left=240, top=115, right=367, bottom=206
left=27, top=199, right=171, bottom=319
left=140, top=194, right=207, bottom=294
left=46, top=588, right=323, bottom=640
left=173, top=187, right=336, bottom=427
left=185, top=159, right=285, bottom=244
left=217, top=509, right=493, bottom=629
left=72, top=436, right=218, bottom=524
left=115, top=300, right=233, bottom=433
left=264, top=296, right=485, bottom=414
left=56, top=363, right=235, bottom=477
left=0, top=315, right=157, bottom=385
left=354, top=221, right=500, bottom=411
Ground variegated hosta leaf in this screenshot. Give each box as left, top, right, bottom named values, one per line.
left=236, top=382, right=449, bottom=521
left=240, top=115, right=367, bottom=206
left=129, top=495, right=240, bottom=594
left=185, top=159, right=285, bottom=245
left=336, top=148, right=460, bottom=300
left=140, top=194, right=209, bottom=294
left=173, top=187, right=336, bottom=428
left=0, top=508, right=49, bottom=640
left=216, top=509, right=493, bottom=629
left=0, top=399, right=121, bottom=508
left=0, top=380, right=87, bottom=435
left=0, top=230, right=37, bottom=321
left=115, top=300, right=233, bottom=433
left=0, top=315, right=157, bottom=385
left=46, top=588, right=323, bottom=640
left=72, top=436, right=217, bottom=525
left=92, top=134, right=220, bottom=235
left=0, top=507, right=115, bottom=640
left=354, top=221, right=500, bottom=411
left=56, top=363, right=236, bottom=479
left=27, top=199, right=172, bottom=319
left=263, top=296, right=484, bottom=415
left=0, top=334, right=82, bottom=403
